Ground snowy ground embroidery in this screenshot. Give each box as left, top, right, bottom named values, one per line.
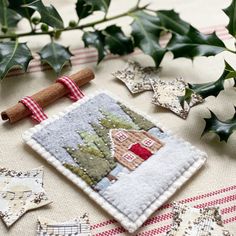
left=37, top=213, right=91, bottom=236
left=23, top=92, right=207, bottom=232
left=0, top=167, right=52, bottom=227
left=167, top=203, right=234, bottom=236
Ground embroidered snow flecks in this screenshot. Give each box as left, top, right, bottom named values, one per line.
left=113, top=61, right=161, bottom=93
left=64, top=109, right=162, bottom=184
left=25, top=92, right=207, bottom=233
left=37, top=213, right=91, bottom=236
left=0, top=167, right=52, bottom=227
left=151, top=78, right=204, bottom=119
left=167, top=203, right=234, bottom=236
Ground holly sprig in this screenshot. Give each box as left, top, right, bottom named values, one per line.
left=0, top=0, right=235, bottom=80
left=179, top=0, right=236, bottom=142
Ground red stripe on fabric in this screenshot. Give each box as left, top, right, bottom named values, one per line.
left=221, top=205, right=236, bottom=215
left=91, top=185, right=236, bottom=230
left=93, top=192, right=236, bottom=236
left=223, top=216, right=236, bottom=224
left=137, top=224, right=172, bottom=236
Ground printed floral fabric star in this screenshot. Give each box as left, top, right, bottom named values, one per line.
left=166, top=203, right=233, bottom=236
left=113, top=60, right=161, bottom=93
left=37, top=213, right=91, bottom=236
left=0, top=167, right=52, bottom=227
left=151, top=78, right=204, bottom=119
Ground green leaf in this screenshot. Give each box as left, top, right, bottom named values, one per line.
left=6, top=9, right=22, bottom=28
left=223, top=0, right=236, bottom=37
left=157, top=10, right=190, bottom=35
left=167, top=26, right=227, bottom=59
left=39, top=42, right=73, bottom=75
left=8, top=0, right=35, bottom=20
left=0, top=0, right=9, bottom=30
left=0, top=41, right=33, bottom=80
left=103, top=25, right=134, bottom=55
left=82, top=31, right=107, bottom=63
left=224, top=60, right=236, bottom=79
left=76, top=0, right=111, bottom=19
left=178, top=88, right=194, bottom=108
left=202, top=108, right=236, bottom=142
left=0, top=0, right=21, bottom=30
left=189, top=60, right=236, bottom=98
left=24, top=0, right=64, bottom=29
left=130, top=11, right=166, bottom=67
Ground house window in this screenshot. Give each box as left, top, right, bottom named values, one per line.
left=122, top=152, right=136, bottom=162
left=115, top=131, right=128, bottom=142
left=142, top=138, right=155, bottom=147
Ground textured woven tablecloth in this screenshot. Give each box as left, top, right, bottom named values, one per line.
left=0, top=0, right=236, bottom=235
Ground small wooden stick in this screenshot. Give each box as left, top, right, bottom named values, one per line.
left=1, top=68, right=95, bottom=123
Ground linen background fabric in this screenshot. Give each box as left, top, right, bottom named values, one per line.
left=0, top=0, right=235, bottom=235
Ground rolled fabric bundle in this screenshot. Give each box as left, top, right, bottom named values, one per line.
left=1, top=68, right=95, bottom=123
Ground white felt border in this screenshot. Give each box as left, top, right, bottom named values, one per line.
left=22, top=90, right=207, bottom=233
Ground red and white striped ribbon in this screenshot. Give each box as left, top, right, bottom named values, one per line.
left=19, top=96, right=48, bottom=123
left=57, top=76, right=84, bottom=101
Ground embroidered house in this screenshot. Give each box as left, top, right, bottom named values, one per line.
left=110, top=129, right=163, bottom=170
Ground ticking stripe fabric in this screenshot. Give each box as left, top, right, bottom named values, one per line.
left=91, top=185, right=236, bottom=236
left=57, top=76, right=84, bottom=101
left=19, top=96, right=48, bottom=123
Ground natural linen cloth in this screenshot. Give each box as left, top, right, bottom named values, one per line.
left=0, top=0, right=235, bottom=235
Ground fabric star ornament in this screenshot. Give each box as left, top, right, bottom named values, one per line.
left=0, top=166, right=52, bottom=227
left=37, top=213, right=91, bottom=236
left=151, top=78, right=204, bottom=119
left=167, top=203, right=233, bottom=236
left=113, top=60, right=161, bottom=93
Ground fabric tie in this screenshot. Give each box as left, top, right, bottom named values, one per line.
left=19, top=96, right=48, bottom=123
left=57, top=76, right=84, bottom=101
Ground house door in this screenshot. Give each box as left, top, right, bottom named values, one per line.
left=129, top=143, right=152, bottom=161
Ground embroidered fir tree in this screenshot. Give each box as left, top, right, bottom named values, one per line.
left=99, top=110, right=136, bottom=130
left=117, top=102, right=156, bottom=131
left=65, top=147, right=116, bottom=184
left=64, top=109, right=141, bottom=186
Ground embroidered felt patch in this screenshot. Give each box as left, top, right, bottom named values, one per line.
left=23, top=91, right=207, bottom=233
left=37, top=213, right=91, bottom=236
left=0, top=167, right=51, bottom=227
left=167, top=203, right=234, bottom=236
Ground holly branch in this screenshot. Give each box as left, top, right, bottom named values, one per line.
left=0, top=0, right=235, bottom=79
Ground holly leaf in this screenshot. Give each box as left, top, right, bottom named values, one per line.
left=76, top=0, right=111, bottom=20
left=0, top=0, right=21, bottom=30
left=8, top=0, right=35, bottom=20
left=103, top=25, right=134, bottom=55
left=130, top=11, right=166, bottom=67
left=39, top=42, right=73, bottom=75
left=167, top=26, right=227, bottom=59
left=82, top=31, right=107, bottom=63
left=202, top=108, right=236, bottom=142
left=24, top=0, right=64, bottom=29
left=223, top=0, right=236, bottom=37
left=157, top=10, right=190, bottom=35
left=0, top=41, right=33, bottom=80
left=6, top=9, right=22, bottom=28
left=178, top=87, right=194, bottom=108
left=189, top=60, right=236, bottom=98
